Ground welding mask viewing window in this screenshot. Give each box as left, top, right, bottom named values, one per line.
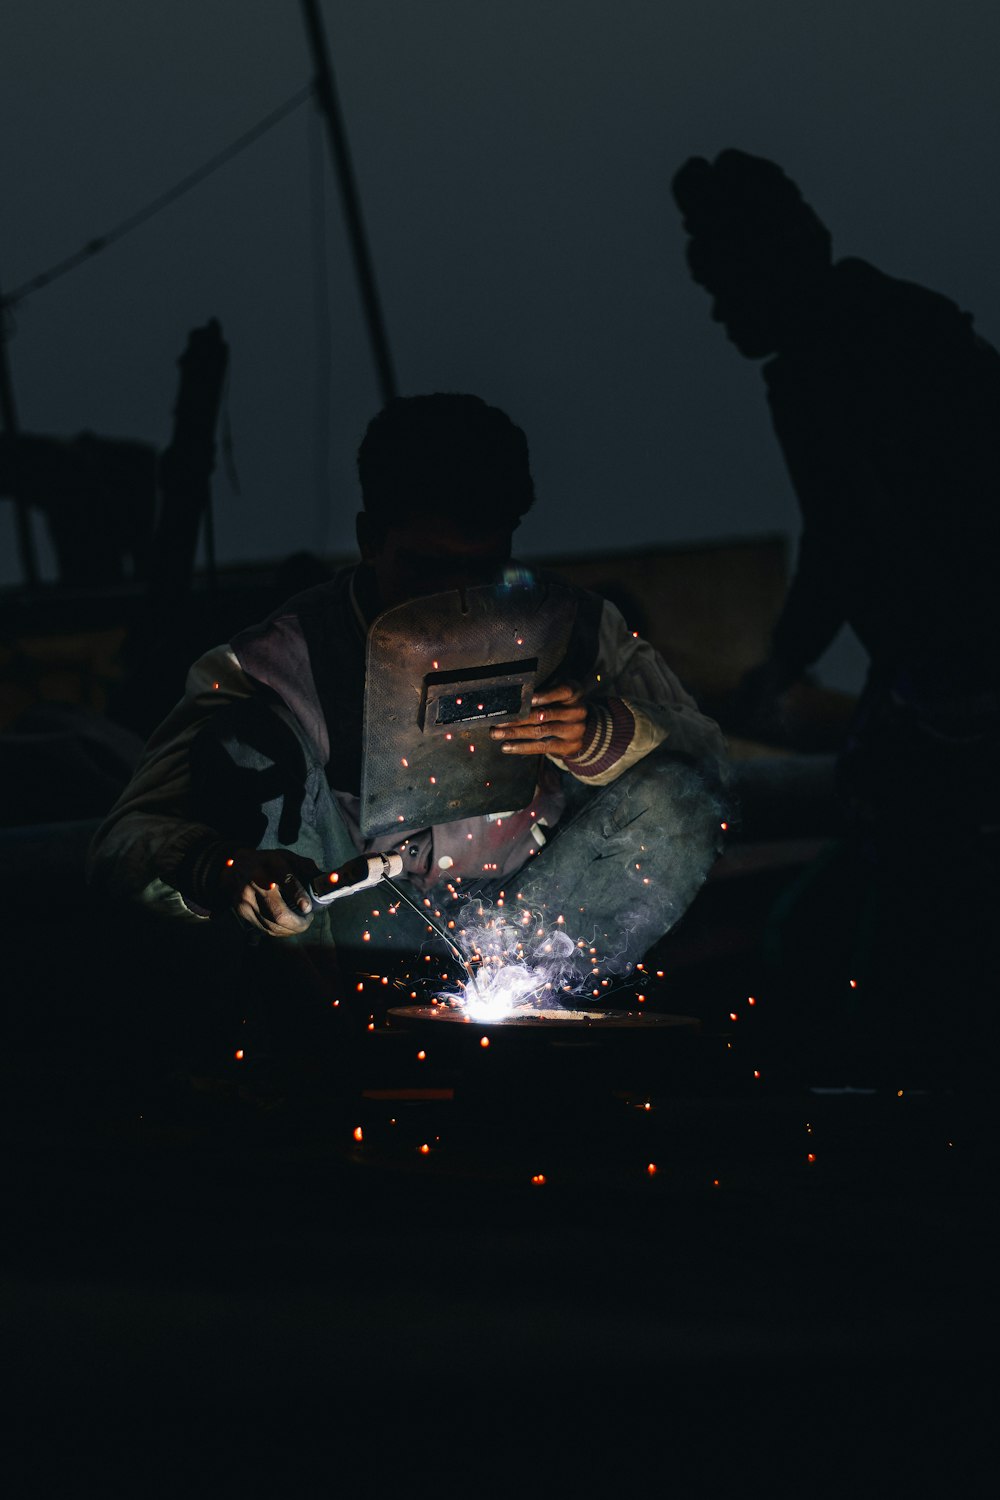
left=360, top=570, right=576, bottom=838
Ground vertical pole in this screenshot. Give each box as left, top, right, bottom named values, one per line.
left=299, top=0, right=398, bottom=406
left=0, top=283, right=40, bottom=589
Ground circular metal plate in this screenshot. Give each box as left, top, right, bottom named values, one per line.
left=388, top=1005, right=699, bottom=1031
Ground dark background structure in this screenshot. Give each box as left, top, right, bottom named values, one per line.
left=5, top=1, right=1000, bottom=689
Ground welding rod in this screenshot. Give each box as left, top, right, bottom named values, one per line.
left=309, top=851, right=404, bottom=907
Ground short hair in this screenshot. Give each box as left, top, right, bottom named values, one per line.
left=671, top=149, right=832, bottom=294
left=357, top=393, right=535, bottom=531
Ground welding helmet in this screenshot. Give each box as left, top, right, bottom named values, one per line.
left=360, top=568, right=576, bottom=838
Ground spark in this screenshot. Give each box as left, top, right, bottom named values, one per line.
left=646, top=1163, right=658, bottom=1177
left=417, top=1050, right=427, bottom=1061
left=531, top=1173, right=546, bottom=1186
left=419, top=1143, right=430, bottom=1154
left=353, top=1126, right=363, bottom=1142
left=480, top=1036, right=490, bottom=1048
left=234, top=1049, right=244, bottom=1060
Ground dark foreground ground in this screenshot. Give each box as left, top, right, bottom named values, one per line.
left=2, top=839, right=996, bottom=1496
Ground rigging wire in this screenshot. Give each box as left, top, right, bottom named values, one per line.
left=2, top=84, right=313, bottom=309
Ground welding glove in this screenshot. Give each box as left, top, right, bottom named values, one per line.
left=177, top=838, right=321, bottom=937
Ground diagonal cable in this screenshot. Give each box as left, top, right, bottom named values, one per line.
left=3, top=84, right=313, bottom=308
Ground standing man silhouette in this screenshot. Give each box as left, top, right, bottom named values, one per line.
left=672, top=149, right=1000, bottom=1081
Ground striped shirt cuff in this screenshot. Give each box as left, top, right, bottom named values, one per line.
left=560, top=698, right=636, bottom=778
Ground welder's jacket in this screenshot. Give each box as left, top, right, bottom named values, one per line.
left=88, top=566, right=724, bottom=919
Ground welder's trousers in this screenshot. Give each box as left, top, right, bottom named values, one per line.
left=334, top=745, right=726, bottom=979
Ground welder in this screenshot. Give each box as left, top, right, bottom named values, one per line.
left=88, top=394, right=725, bottom=996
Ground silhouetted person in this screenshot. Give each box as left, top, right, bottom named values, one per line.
left=673, top=149, right=1000, bottom=1081
left=88, top=394, right=725, bottom=1066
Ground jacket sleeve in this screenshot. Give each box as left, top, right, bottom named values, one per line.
left=86, top=646, right=256, bottom=916
left=548, top=600, right=726, bottom=786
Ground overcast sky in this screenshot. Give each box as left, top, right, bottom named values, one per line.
left=3, top=0, right=999, bottom=688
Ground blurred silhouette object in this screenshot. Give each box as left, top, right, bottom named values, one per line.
left=148, top=318, right=229, bottom=608
left=108, top=319, right=236, bottom=734
left=0, top=319, right=227, bottom=600
left=0, top=430, right=156, bottom=588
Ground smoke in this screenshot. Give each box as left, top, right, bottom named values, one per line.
left=437, top=896, right=584, bottom=1020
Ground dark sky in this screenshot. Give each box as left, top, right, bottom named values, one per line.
left=3, top=0, right=1000, bottom=688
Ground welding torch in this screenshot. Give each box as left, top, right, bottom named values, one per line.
left=308, top=851, right=404, bottom=908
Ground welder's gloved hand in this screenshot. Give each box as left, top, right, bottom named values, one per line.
left=177, top=840, right=322, bottom=936
left=489, top=681, right=591, bottom=759
left=219, top=848, right=322, bottom=936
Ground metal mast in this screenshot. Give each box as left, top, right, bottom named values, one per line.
left=299, top=0, right=397, bottom=406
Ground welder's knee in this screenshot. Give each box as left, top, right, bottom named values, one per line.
left=597, top=745, right=726, bottom=853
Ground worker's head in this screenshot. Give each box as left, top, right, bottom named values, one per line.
left=356, top=393, right=535, bottom=609
left=671, top=149, right=832, bottom=358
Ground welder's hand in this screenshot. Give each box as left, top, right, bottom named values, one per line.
left=489, top=682, right=592, bottom=760
left=217, top=848, right=321, bottom=937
